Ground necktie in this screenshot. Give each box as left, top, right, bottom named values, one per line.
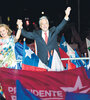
left=44, top=32, right=50, bottom=59
left=45, top=32, right=48, bottom=44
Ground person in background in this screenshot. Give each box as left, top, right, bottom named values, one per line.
left=17, top=7, right=71, bottom=65
left=0, top=24, right=21, bottom=68
left=0, top=86, right=6, bottom=100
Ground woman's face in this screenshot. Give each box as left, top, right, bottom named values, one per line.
left=0, top=27, right=8, bottom=38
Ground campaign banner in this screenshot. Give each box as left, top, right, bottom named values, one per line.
left=0, top=67, right=90, bottom=100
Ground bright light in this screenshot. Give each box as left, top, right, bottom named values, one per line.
left=41, top=11, right=44, bottom=14
left=7, top=17, right=10, bottom=21
left=33, top=22, right=35, bottom=25
left=26, top=20, right=29, bottom=26
left=25, top=18, right=30, bottom=26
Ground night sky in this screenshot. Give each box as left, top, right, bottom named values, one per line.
left=0, top=0, right=90, bottom=39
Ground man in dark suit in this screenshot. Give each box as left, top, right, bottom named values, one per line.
left=17, top=7, right=71, bottom=65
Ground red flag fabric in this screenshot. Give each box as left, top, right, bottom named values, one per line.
left=68, top=60, right=76, bottom=70
left=0, top=67, right=90, bottom=100
left=59, top=48, right=69, bottom=67
left=22, top=40, right=50, bottom=71
left=22, top=64, right=47, bottom=71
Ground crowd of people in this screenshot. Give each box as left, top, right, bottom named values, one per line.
left=0, top=7, right=71, bottom=99
left=17, top=7, right=71, bottom=66
left=0, top=6, right=90, bottom=99
left=0, top=7, right=71, bottom=67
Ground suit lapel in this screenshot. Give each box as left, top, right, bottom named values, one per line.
left=47, top=27, right=55, bottom=44
left=39, top=30, right=47, bottom=45
left=38, top=27, right=55, bottom=45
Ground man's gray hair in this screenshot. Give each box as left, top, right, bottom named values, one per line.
left=39, top=16, right=49, bottom=26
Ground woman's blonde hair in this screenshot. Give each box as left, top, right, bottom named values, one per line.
left=0, top=24, right=12, bottom=36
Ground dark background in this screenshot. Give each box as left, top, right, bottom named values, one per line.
left=0, top=0, right=90, bottom=41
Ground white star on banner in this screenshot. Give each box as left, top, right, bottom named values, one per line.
left=62, top=41, right=67, bottom=47
left=60, top=76, right=90, bottom=93
left=25, top=48, right=34, bottom=58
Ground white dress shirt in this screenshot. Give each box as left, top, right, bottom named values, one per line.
left=42, top=30, right=49, bottom=41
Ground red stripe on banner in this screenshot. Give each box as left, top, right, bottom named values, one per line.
left=0, top=67, right=90, bottom=100
left=22, top=64, right=47, bottom=71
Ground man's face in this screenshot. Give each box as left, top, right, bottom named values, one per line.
left=40, top=18, right=49, bottom=32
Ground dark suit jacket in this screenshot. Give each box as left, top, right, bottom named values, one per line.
left=21, top=19, right=68, bottom=65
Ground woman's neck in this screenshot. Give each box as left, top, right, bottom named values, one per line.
left=2, top=35, right=10, bottom=39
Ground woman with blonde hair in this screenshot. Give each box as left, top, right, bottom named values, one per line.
left=0, top=23, right=22, bottom=68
